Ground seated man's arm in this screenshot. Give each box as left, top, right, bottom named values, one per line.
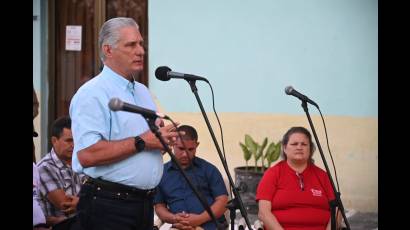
left=155, top=203, right=194, bottom=230
left=61, top=194, right=79, bottom=215
left=44, top=190, right=74, bottom=226
left=47, top=190, right=78, bottom=214
left=38, top=164, right=79, bottom=218
left=154, top=203, right=177, bottom=224
left=185, top=194, right=228, bottom=227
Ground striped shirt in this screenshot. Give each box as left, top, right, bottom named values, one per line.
left=36, top=148, right=85, bottom=217
left=33, top=163, right=46, bottom=226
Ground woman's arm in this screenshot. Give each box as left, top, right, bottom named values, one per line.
left=326, top=208, right=343, bottom=230
left=258, top=200, right=284, bottom=230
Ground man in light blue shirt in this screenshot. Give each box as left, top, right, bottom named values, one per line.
left=69, top=17, right=180, bottom=230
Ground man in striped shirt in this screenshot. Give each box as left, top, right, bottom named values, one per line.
left=37, top=116, right=85, bottom=226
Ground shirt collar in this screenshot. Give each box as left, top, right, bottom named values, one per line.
left=283, top=160, right=312, bottom=175
left=168, top=157, right=200, bottom=171
left=102, top=65, right=135, bottom=92
left=50, top=148, right=69, bottom=170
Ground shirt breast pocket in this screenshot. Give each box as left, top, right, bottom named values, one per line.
left=167, top=197, right=186, bottom=213
left=62, top=174, right=73, bottom=193
left=193, top=174, right=209, bottom=191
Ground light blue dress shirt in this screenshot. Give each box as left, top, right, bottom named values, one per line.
left=69, top=66, right=163, bottom=189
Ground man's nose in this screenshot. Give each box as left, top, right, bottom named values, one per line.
left=137, top=44, right=145, bottom=55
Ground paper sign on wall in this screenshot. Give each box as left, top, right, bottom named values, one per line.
left=65, top=25, right=82, bottom=51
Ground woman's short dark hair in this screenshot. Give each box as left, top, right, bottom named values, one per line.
left=281, top=126, right=316, bottom=162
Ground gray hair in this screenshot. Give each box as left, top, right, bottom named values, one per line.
left=98, top=17, right=139, bottom=61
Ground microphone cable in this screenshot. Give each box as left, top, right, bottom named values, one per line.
left=317, top=107, right=340, bottom=193
left=205, top=81, right=232, bottom=197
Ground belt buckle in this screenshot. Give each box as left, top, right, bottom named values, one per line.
left=82, top=177, right=89, bottom=185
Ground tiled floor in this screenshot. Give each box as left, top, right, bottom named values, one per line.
left=234, top=210, right=378, bottom=230
left=347, top=212, right=378, bottom=230
left=157, top=210, right=378, bottom=230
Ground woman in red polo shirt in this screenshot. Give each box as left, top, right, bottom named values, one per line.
left=256, top=127, right=340, bottom=230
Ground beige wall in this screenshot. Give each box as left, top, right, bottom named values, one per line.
left=163, top=112, right=378, bottom=212
left=33, top=91, right=42, bottom=163
left=33, top=105, right=377, bottom=211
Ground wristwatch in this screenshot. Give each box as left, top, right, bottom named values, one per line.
left=134, top=136, right=145, bottom=152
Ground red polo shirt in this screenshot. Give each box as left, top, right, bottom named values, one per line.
left=256, top=160, right=335, bottom=230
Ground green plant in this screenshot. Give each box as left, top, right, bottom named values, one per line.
left=239, top=134, right=281, bottom=172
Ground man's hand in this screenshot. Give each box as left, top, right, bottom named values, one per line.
left=179, top=213, right=203, bottom=228
left=172, top=212, right=196, bottom=230
left=61, top=195, right=79, bottom=215
left=141, top=123, right=184, bottom=150
left=172, top=212, right=206, bottom=229
left=155, top=118, right=165, bottom=128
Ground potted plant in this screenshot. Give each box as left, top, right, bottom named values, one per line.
left=234, top=134, right=281, bottom=215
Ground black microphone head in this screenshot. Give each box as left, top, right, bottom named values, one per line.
left=285, top=86, right=294, bottom=95
left=155, top=66, right=172, bottom=81
left=108, top=98, right=123, bottom=111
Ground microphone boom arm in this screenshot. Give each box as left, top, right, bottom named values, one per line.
left=300, top=101, right=350, bottom=230
left=186, top=80, right=253, bottom=230
left=144, top=117, right=225, bottom=230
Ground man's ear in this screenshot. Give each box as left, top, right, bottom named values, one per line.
left=102, top=44, right=112, bottom=58
left=51, top=136, right=58, bottom=146
left=196, top=142, right=200, bottom=147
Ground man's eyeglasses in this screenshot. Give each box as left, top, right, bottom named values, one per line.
left=296, top=172, right=304, bottom=191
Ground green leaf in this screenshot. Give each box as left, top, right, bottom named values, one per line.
left=240, top=142, right=252, bottom=161
left=260, top=138, right=268, bottom=169
left=265, top=142, right=276, bottom=165
left=255, top=144, right=263, bottom=161
left=264, top=141, right=275, bottom=158
left=245, top=134, right=258, bottom=154
left=258, top=138, right=268, bottom=156
left=271, top=142, right=282, bottom=162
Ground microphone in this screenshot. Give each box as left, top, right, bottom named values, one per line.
left=285, top=86, right=319, bottom=108
left=108, top=98, right=169, bottom=119
left=155, top=66, right=209, bottom=83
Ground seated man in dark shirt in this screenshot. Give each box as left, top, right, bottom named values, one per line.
left=153, top=125, right=228, bottom=230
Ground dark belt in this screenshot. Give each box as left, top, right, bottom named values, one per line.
left=84, top=176, right=156, bottom=199
left=34, top=223, right=50, bottom=228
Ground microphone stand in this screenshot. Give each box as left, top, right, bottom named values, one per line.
left=187, top=80, right=253, bottom=230
left=144, top=117, right=225, bottom=230
left=300, top=101, right=351, bottom=230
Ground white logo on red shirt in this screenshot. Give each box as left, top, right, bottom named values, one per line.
left=311, top=188, right=322, bottom=197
